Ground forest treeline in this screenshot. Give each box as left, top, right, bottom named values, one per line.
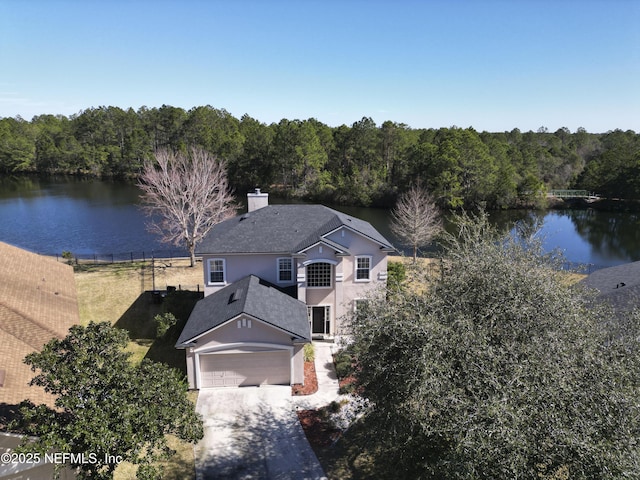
left=1, top=105, right=639, bottom=208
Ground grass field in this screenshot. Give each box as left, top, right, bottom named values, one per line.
left=74, top=257, right=203, bottom=326
left=73, top=258, right=203, bottom=480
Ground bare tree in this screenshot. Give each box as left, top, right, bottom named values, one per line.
left=390, top=185, right=441, bottom=262
left=139, top=147, right=236, bottom=267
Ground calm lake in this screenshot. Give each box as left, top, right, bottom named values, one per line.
left=1, top=176, right=639, bottom=270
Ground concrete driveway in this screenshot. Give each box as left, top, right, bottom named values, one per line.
left=195, top=385, right=327, bottom=480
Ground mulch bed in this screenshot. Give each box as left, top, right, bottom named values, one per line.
left=292, top=359, right=341, bottom=451
left=339, top=374, right=357, bottom=392
left=295, top=356, right=346, bottom=453
left=297, top=409, right=341, bottom=449
left=292, top=360, right=318, bottom=396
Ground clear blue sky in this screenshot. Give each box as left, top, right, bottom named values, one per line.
left=1, top=0, right=638, bottom=133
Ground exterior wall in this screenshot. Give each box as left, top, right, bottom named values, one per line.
left=186, top=350, right=196, bottom=388
left=200, top=226, right=388, bottom=337
left=299, top=230, right=389, bottom=335
left=296, top=244, right=340, bottom=335
left=202, top=254, right=296, bottom=297
left=326, top=229, right=388, bottom=332
left=192, top=315, right=295, bottom=347
left=292, top=343, right=305, bottom=384
left=184, top=314, right=305, bottom=389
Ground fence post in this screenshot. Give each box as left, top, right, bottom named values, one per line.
left=151, top=251, right=156, bottom=292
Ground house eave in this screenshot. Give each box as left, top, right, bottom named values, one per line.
left=322, top=224, right=394, bottom=251
left=177, top=311, right=310, bottom=347
left=197, top=250, right=294, bottom=257
left=296, top=239, right=350, bottom=256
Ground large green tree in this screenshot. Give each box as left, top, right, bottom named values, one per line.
left=347, top=213, right=640, bottom=479
left=2, top=106, right=639, bottom=205
left=231, top=114, right=276, bottom=192
left=15, top=322, right=203, bottom=480
left=0, top=116, right=35, bottom=172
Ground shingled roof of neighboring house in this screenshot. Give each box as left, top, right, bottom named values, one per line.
left=0, top=242, right=79, bottom=408
left=581, top=260, right=640, bottom=317
left=176, top=275, right=310, bottom=347
left=197, top=204, right=394, bottom=255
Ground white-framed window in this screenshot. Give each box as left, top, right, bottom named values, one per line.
left=354, top=298, right=369, bottom=312
left=307, top=262, right=332, bottom=288
left=277, top=257, right=293, bottom=283
left=355, top=256, right=372, bottom=281
left=207, top=258, right=226, bottom=285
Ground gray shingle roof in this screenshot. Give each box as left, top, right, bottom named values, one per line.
left=176, top=275, right=310, bottom=347
left=197, top=204, right=394, bottom=255
left=581, top=260, right=640, bottom=316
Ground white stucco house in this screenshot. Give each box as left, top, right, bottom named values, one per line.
left=176, top=189, right=395, bottom=389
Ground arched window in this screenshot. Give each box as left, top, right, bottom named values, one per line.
left=306, top=262, right=332, bottom=288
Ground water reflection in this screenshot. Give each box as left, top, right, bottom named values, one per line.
left=0, top=177, right=638, bottom=268
left=0, top=176, right=164, bottom=256
left=566, top=210, right=640, bottom=264
left=489, top=209, right=640, bottom=267
left=0, top=175, right=141, bottom=205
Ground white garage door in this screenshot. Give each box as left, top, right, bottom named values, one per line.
left=199, top=350, right=290, bottom=388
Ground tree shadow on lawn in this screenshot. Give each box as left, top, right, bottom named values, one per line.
left=114, top=290, right=203, bottom=375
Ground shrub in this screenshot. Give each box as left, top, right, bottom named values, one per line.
left=303, top=343, right=315, bottom=362
left=154, top=312, right=177, bottom=338
left=338, top=382, right=357, bottom=395
left=386, top=260, right=406, bottom=290
left=61, top=250, right=74, bottom=265
left=334, top=350, right=355, bottom=379
left=348, top=211, right=640, bottom=478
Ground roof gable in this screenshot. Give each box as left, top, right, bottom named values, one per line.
left=176, top=275, right=310, bottom=346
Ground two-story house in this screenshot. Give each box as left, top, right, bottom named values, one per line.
left=176, top=189, right=394, bottom=389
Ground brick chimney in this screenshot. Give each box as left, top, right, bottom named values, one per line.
left=247, top=188, right=269, bottom=212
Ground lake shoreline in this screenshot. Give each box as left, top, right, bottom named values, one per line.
left=8, top=172, right=640, bottom=213
left=2, top=176, right=639, bottom=268
left=548, top=197, right=640, bottom=212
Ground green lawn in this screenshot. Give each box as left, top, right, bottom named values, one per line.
left=74, top=259, right=203, bottom=479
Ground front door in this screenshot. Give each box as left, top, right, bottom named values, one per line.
left=309, top=306, right=330, bottom=335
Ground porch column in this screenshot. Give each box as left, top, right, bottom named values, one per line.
left=296, top=259, right=306, bottom=304
left=334, top=259, right=344, bottom=336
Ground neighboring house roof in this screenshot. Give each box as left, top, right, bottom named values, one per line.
left=176, top=275, right=310, bottom=347
left=0, top=242, right=79, bottom=408
left=581, top=260, right=640, bottom=316
left=197, top=204, right=394, bottom=255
